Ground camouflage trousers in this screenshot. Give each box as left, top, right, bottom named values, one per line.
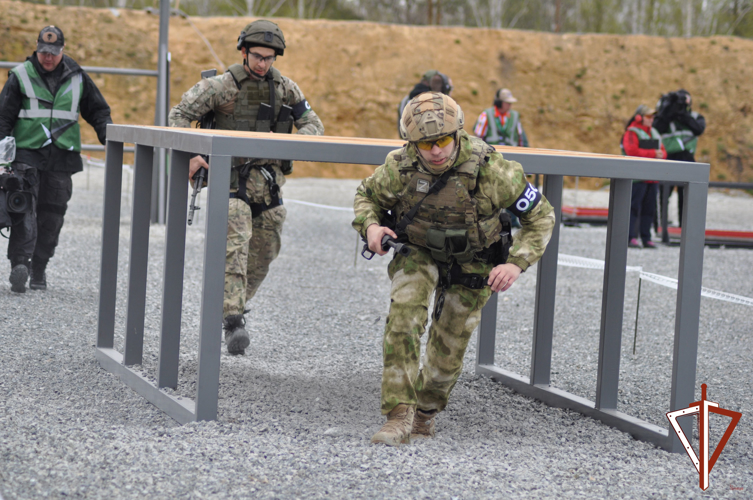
left=223, top=198, right=286, bottom=317
left=381, top=246, right=493, bottom=415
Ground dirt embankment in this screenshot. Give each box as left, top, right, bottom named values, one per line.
left=2, top=0, right=752, bottom=184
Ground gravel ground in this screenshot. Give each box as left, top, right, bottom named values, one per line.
left=1, top=165, right=752, bottom=499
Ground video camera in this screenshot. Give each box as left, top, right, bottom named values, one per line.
left=0, top=173, right=33, bottom=214
left=657, top=91, right=689, bottom=119
left=0, top=137, right=34, bottom=231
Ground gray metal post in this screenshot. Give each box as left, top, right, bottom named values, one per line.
left=123, top=145, right=155, bottom=366
left=475, top=292, right=498, bottom=370
left=595, top=178, right=631, bottom=409
left=195, top=153, right=232, bottom=421
left=158, top=150, right=191, bottom=389
left=669, top=181, right=708, bottom=452
left=530, top=175, right=563, bottom=386
left=151, top=0, right=170, bottom=224
left=660, top=183, right=670, bottom=244
left=97, top=139, right=124, bottom=349
left=151, top=150, right=160, bottom=223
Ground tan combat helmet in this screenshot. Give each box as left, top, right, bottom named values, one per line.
left=400, top=92, right=465, bottom=174
left=399, top=92, right=464, bottom=143
left=237, top=20, right=286, bottom=56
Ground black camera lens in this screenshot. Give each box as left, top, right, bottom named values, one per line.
left=7, top=191, right=31, bottom=213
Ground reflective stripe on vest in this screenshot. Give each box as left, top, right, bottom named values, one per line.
left=661, top=114, right=699, bottom=155
left=620, top=126, right=662, bottom=155
left=483, top=108, right=520, bottom=146
left=11, top=61, right=82, bottom=152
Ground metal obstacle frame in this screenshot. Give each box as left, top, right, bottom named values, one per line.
left=98, top=125, right=709, bottom=452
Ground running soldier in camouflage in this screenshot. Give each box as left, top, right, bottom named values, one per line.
left=169, top=20, right=324, bottom=355
left=354, top=93, right=554, bottom=446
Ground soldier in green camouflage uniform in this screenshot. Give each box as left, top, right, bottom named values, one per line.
left=169, top=20, right=324, bottom=355
left=353, top=92, right=554, bottom=446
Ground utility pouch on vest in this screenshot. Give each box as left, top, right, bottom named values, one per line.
left=446, top=229, right=473, bottom=263
left=476, top=211, right=512, bottom=265
left=257, top=103, right=273, bottom=133
left=275, top=105, right=293, bottom=133
left=426, top=228, right=449, bottom=263
left=638, top=139, right=659, bottom=150
left=274, top=105, right=295, bottom=175
left=492, top=211, right=513, bottom=265
left=425, top=228, right=472, bottom=264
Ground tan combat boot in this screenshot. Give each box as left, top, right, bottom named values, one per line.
left=411, top=409, right=437, bottom=438
left=370, top=404, right=415, bottom=446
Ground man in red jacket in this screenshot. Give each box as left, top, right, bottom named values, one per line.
left=621, top=105, right=667, bottom=249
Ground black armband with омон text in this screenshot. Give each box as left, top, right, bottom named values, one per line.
left=506, top=182, right=541, bottom=218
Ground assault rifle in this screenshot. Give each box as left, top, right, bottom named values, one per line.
left=188, top=69, right=216, bottom=226
left=361, top=234, right=412, bottom=260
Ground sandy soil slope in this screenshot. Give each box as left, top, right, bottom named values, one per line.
left=1, top=1, right=752, bottom=184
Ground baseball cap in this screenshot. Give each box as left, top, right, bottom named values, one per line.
left=37, top=26, right=65, bottom=55
left=496, top=88, right=518, bottom=103
left=634, top=104, right=656, bottom=117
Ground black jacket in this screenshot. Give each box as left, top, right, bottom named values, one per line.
left=0, top=53, right=112, bottom=173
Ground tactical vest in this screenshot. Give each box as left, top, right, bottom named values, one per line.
left=484, top=108, right=520, bottom=146
left=10, top=61, right=83, bottom=152
left=394, top=140, right=503, bottom=263
left=661, top=113, right=700, bottom=155
left=214, top=65, right=291, bottom=188
left=620, top=126, right=662, bottom=155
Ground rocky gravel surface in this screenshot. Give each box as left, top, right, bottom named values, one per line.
left=0, top=167, right=751, bottom=499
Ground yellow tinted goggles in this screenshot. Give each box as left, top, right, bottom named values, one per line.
left=416, top=135, right=454, bottom=150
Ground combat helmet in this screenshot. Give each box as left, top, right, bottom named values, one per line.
left=237, top=20, right=286, bottom=56
left=399, top=92, right=465, bottom=174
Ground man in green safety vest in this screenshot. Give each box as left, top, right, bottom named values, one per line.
left=653, top=89, right=706, bottom=227
left=473, top=88, right=530, bottom=227
left=472, top=88, right=529, bottom=148
left=0, top=25, right=112, bottom=293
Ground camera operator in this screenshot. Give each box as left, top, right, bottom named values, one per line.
left=652, top=89, right=705, bottom=227
left=0, top=26, right=112, bottom=293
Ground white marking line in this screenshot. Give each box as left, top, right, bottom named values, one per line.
left=558, top=253, right=643, bottom=273
left=559, top=253, right=753, bottom=307
left=285, top=199, right=353, bottom=212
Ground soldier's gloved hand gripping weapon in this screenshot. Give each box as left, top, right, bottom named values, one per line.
left=361, top=234, right=412, bottom=260
left=187, top=167, right=207, bottom=226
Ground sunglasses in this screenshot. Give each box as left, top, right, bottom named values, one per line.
left=416, top=135, right=454, bottom=150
